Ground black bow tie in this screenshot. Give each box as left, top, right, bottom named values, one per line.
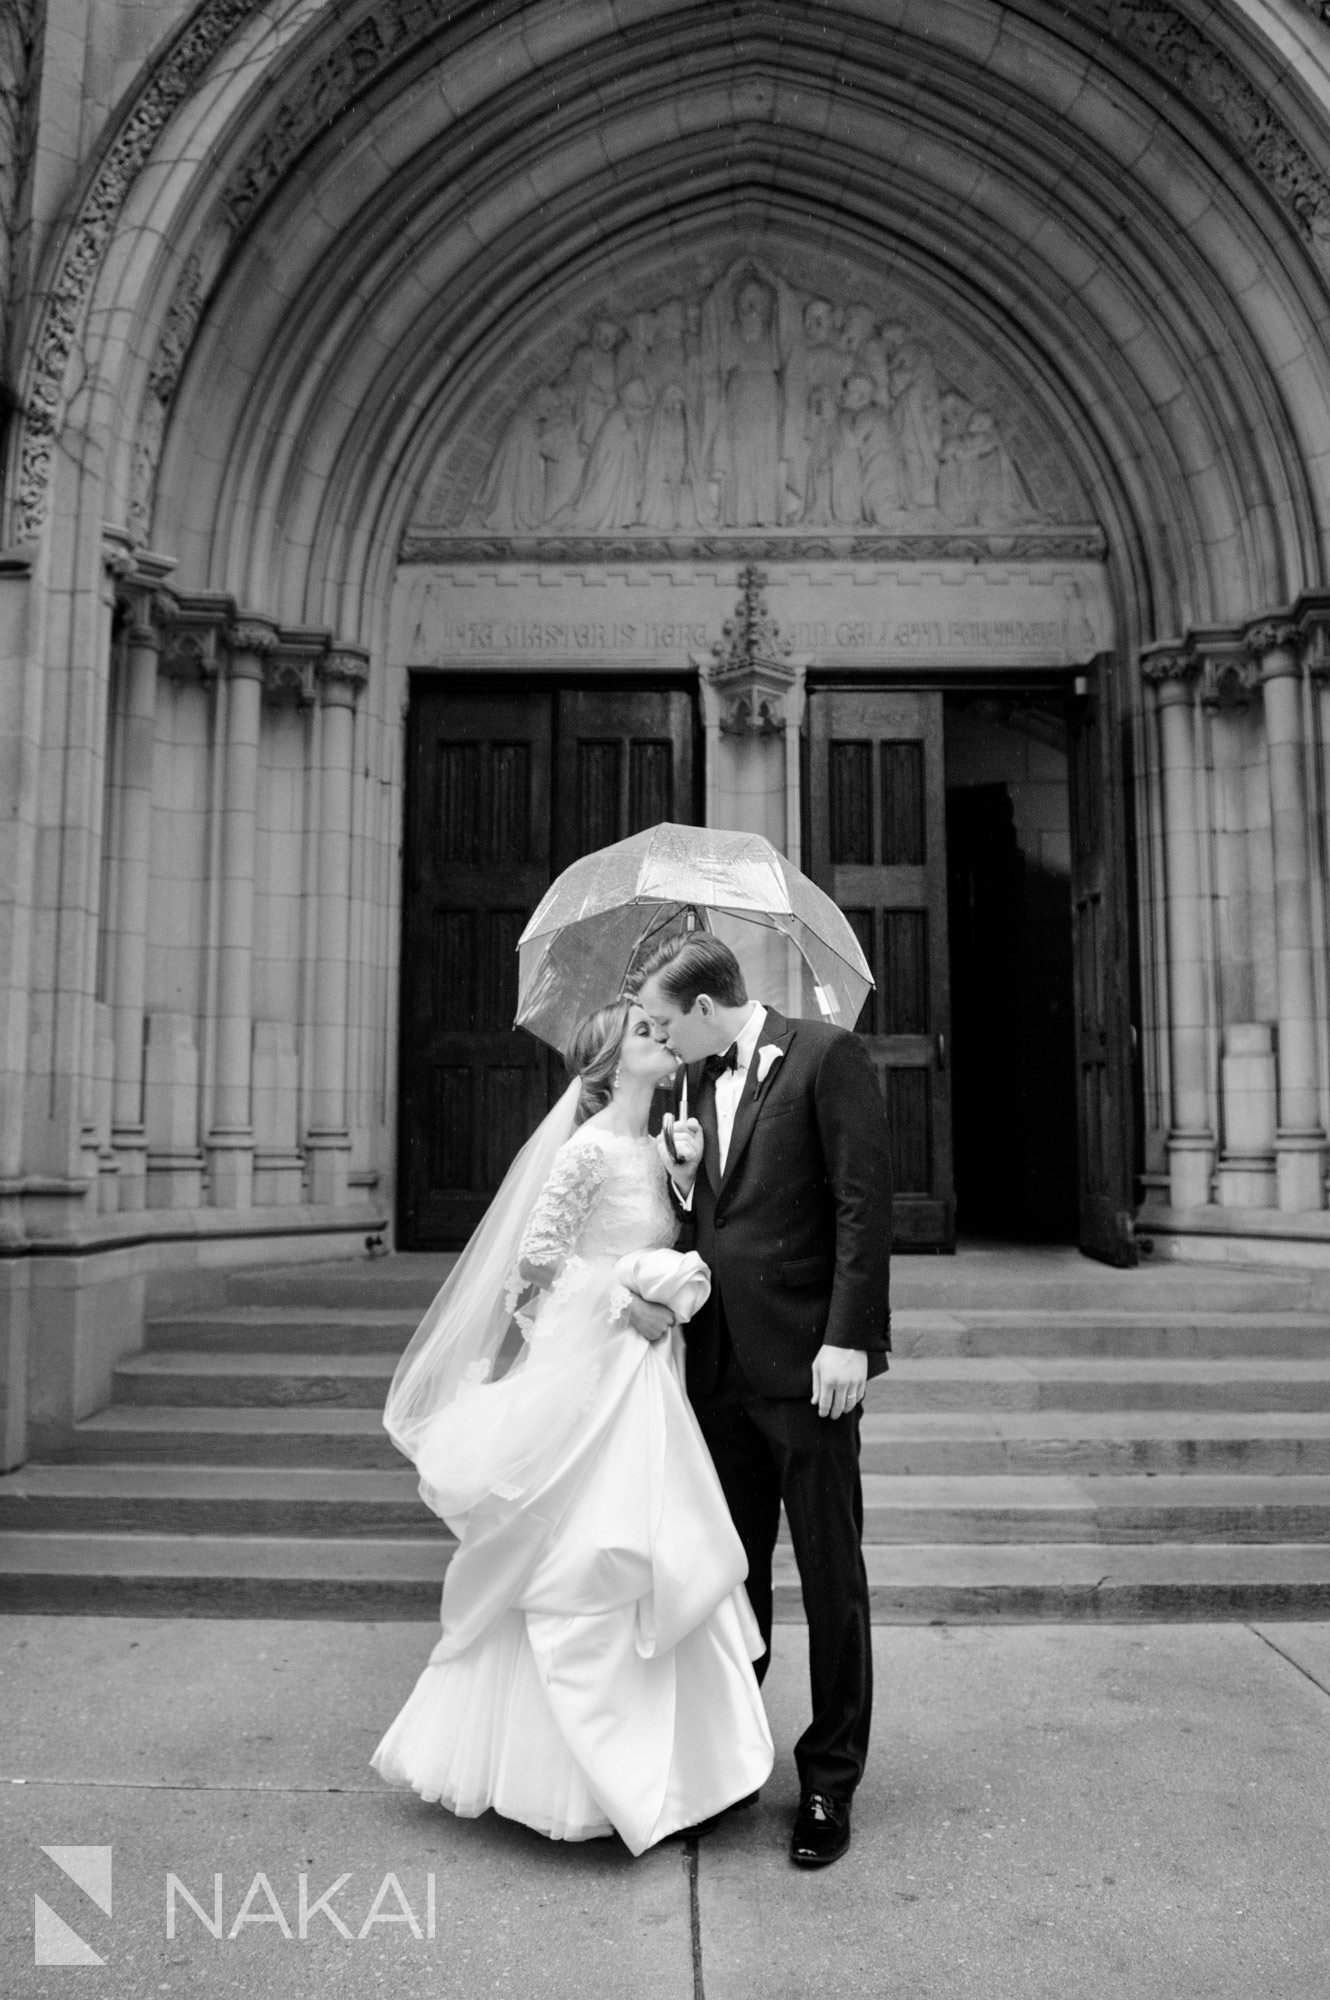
left=703, top=1045, right=739, bottom=1082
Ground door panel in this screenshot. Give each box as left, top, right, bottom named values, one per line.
left=400, top=690, right=554, bottom=1248
left=401, top=681, right=698, bottom=1248
left=1068, top=656, right=1138, bottom=1265
left=808, top=688, right=954, bottom=1249
left=555, top=688, right=693, bottom=872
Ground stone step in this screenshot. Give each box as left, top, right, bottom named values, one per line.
left=144, top=1307, right=420, bottom=1354
left=0, top=1464, right=432, bottom=1538
left=60, top=1405, right=407, bottom=1467
left=857, top=1411, right=1330, bottom=1476
left=112, top=1350, right=396, bottom=1407
left=890, top=1310, right=1330, bottom=1360
left=220, top=1253, right=1321, bottom=1317
left=58, top=1404, right=1330, bottom=1476
left=109, top=1349, right=1330, bottom=1412
left=142, top=1304, right=1330, bottom=1361
left=6, top=1464, right=1330, bottom=1545
left=3, top=1530, right=1329, bottom=1620
left=869, top=1357, right=1330, bottom=1413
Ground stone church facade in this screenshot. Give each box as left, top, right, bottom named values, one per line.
left=2, top=0, right=1330, bottom=1468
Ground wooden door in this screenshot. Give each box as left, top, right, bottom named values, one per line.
left=399, top=687, right=554, bottom=1247
left=555, top=688, right=692, bottom=869
left=808, top=688, right=955, bottom=1249
left=1067, top=656, right=1138, bottom=1265
left=400, top=680, right=698, bottom=1248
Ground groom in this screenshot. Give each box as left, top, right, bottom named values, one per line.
left=632, top=934, right=891, bottom=1868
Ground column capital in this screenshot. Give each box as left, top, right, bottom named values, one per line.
left=318, top=646, right=370, bottom=709
left=223, top=617, right=281, bottom=681
left=263, top=630, right=326, bottom=708
left=124, top=619, right=163, bottom=657
left=1245, top=616, right=1302, bottom=679
left=1295, top=592, right=1330, bottom=683
left=1140, top=640, right=1198, bottom=701
left=1191, top=626, right=1256, bottom=710
left=159, top=591, right=232, bottom=687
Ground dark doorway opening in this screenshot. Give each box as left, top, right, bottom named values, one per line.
left=944, top=696, right=1079, bottom=1242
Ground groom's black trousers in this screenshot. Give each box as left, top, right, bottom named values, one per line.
left=691, top=1309, right=873, bottom=1801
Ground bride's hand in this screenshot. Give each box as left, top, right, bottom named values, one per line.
left=626, top=1296, right=675, bottom=1344
left=659, top=1116, right=703, bottom=1190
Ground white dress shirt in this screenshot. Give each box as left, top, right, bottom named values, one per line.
left=713, top=1003, right=767, bottom=1175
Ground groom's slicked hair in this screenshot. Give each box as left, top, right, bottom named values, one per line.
left=635, top=933, right=747, bottom=1012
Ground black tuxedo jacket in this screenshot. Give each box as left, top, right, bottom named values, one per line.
left=674, top=1007, right=892, bottom=1401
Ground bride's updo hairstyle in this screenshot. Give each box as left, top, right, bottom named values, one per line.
left=567, top=998, right=633, bottom=1126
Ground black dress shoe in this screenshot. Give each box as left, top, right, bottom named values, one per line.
left=790, top=1791, right=851, bottom=1868
left=672, top=1789, right=762, bottom=1840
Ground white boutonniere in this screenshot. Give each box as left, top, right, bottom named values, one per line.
left=755, top=1044, right=784, bottom=1085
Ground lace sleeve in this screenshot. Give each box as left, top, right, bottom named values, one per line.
left=517, top=1137, right=610, bottom=1271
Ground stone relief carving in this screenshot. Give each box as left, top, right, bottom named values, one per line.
left=128, top=250, right=206, bottom=544
left=1108, top=1, right=1330, bottom=248
left=460, top=259, right=1046, bottom=542
left=13, top=0, right=260, bottom=539
left=0, top=0, right=39, bottom=378
left=220, top=5, right=456, bottom=230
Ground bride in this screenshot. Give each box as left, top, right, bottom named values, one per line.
left=371, top=997, right=774, bottom=1852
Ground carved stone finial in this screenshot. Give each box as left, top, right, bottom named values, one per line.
left=707, top=566, right=796, bottom=736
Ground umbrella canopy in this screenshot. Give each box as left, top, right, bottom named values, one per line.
left=515, top=822, right=874, bottom=1054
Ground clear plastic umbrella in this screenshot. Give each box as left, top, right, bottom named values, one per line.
left=516, top=822, right=874, bottom=1054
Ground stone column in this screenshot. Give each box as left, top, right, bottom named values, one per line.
left=207, top=619, right=277, bottom=1208
left=305, top=646, right=368, bottom=1206
left=1142, top=641, right=1214, bottom=1208
left=1249, top=617, right=1325, bottom=1211
left=107, top=560, right=176, bottom=1208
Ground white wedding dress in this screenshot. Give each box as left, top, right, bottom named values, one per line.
left=371, top=1125, right=774, bottom=1853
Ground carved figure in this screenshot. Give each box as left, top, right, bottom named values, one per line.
left=782, top=297, right=850, bottom=516
left=558, top=377, right=654, bottom=530
left=841, top=305, right=893, bottom=406
left=937, top=391, right=977, bottom=524
left=801, top=384, right=840, bottom=526
left=830, top=374, right=874, bottom=524
left=538, top=381, right=585, bottom=519
left=889, top=336, right=942, bottom=510
left=965, top=411, right=1037, bottom=526
left=648, top=297, right=689, bottom=401
left=639, top=384, right=699, bottom=530
left=568, top=318, right=622, bottom=451
left=859, top=397, right=907, bottom=523
left=702, top=263, right=800, bottom=528
left=474, top=384, right=551, bottom=531
left=460, top=260, right=1053, bottom=538
left=616, top=310, right=657, bottom=394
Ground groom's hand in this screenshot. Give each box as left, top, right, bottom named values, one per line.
left=626, top=1297, right=675, bottom=1344
left=811, top=1344, right=868, bottom=1419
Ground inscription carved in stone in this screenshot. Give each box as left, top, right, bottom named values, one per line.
left=460, top=259, right=1047, bottom=541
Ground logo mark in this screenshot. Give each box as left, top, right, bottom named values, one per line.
left=35, top=1847, right=112, bottom=1966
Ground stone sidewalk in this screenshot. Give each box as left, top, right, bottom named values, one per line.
left=1, top=1616, right=1327, bottom=1999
